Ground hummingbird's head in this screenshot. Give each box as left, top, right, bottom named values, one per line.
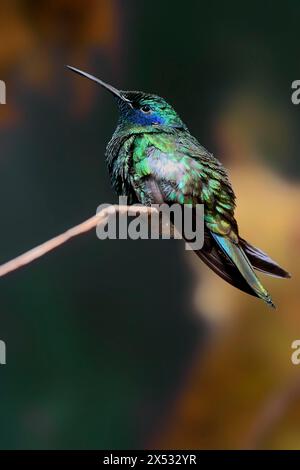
left=67, top=66, right=187, bottom=130
left=116, top=90, right=187, bottom=129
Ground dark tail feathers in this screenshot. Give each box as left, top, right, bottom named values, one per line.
left=239, top=237, right=291, bottom=279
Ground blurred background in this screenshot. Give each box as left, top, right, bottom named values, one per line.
left=0, top=0, right=299, bottom=450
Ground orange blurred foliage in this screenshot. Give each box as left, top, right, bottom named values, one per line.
left=0, top=0, right=120, bottom=126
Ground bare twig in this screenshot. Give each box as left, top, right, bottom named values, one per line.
left=0, top=205, right=159, bottom=278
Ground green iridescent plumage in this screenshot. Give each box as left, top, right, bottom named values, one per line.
left=68, top=66, right=291, bottom=308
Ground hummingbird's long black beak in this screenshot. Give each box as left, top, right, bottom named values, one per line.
left=66, top=65, right=131, bottom=104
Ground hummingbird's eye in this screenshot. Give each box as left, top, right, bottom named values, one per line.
left=140, top=104, right=151, bottom=113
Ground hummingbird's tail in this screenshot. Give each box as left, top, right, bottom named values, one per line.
left=211, top=233, right=276, bottom=307
left=238, top=237, right=291, bottom=279
left=194, top=229, right=290, bottom=308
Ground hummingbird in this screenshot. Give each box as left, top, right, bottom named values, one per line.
left=67, top=65, right=290, bottom=308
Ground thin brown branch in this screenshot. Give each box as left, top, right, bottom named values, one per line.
left=0, top=205, right=159, bottom=278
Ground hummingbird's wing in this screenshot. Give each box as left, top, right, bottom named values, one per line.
left=130, top=132, right=276, bottom=306
left=196, top=227, right=259, bottom=298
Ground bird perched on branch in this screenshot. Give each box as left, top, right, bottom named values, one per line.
left=67, top=66, right=290, bottom=308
